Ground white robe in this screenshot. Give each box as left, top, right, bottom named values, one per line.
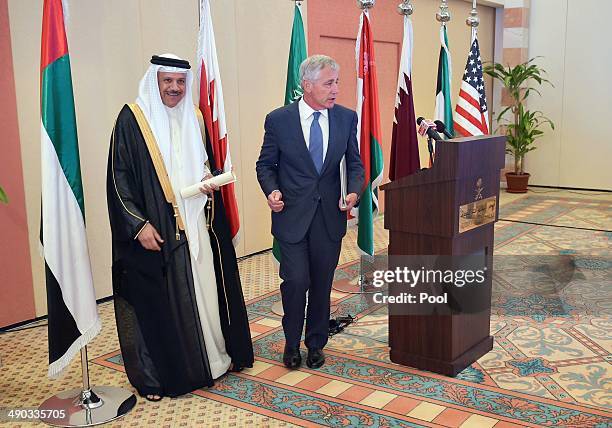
left=168, top=107, right=231, bottom=379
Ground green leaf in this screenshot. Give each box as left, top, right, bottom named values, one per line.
left=485, top=57, right=555, bottom=159
left=0, top=186, right=8, bottom=204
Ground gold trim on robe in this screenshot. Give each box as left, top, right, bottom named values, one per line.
left=128, top=103, right=185, bottom=240
left=194, top=105, right=231, bottom=325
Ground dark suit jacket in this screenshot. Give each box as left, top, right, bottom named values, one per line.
left=256, top=101, right=365, bottom=244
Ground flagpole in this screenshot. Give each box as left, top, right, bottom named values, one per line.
left=39, top=344, right=136, bottom=426
left=333, top=0, right=379, bottom=295
left=397, top=0, right=413, bottom=16
left=436, top=0, right=451, bottom=24
left=466, top=0, right=480, bottom=41
left=77, top=346, right=101, bottom=410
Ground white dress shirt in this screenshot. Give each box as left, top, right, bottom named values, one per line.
left=299, top=98, right=329, bottom=162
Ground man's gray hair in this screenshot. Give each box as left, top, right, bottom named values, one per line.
left=299, top=55, right=339, bottom=83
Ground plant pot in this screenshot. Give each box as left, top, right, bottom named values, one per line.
left=505, top=172, right=530, bottom=193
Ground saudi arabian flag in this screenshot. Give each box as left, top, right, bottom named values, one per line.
left=40, top=0, right=100, bottom=378
left=284, top=4, right=307, bottom=105
left=434, top=24, right=454, bottom=136
left=273, top=3, right=307, bottom=264
left=354, top=11, right=384, bottom=256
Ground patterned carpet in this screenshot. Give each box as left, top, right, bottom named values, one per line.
left=1, top=191, right=610, bottom=427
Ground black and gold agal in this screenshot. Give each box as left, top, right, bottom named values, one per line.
left=150, top=55, right=191, bottom=69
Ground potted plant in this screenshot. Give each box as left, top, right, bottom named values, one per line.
left=0, top=186, right=7, bottom=204
left=484, top=58, right=554, bottom=193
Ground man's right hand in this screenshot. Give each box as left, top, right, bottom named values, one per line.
left=267, top=190, right=284, bottom=212
left=137, top=223, right=164, bottom=251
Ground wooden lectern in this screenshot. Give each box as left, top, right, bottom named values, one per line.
left=380, top=135, right=506, bottom=376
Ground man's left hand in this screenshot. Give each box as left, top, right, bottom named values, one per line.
left=340, top=193, right=358, bottom=212
left=199, top=173, right=220, bottom=195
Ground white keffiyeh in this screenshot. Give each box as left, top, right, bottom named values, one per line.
left=135, top=53, right=208, bottom=259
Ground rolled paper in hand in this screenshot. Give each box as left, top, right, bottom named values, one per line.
left=180, top=171, right=237, bottom=199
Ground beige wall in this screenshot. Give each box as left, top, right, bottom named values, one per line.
left=9, top=0, right=302, bottom=316
left=527, top=0, right=612, bottom=190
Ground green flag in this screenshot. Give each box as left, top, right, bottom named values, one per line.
left=434, top=24, right=454, bottom=136
left=284, top=5, right=307, bottom=105
left=273, top=4, right=307, bottom=263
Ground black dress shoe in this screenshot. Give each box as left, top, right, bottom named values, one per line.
left=306, top=348, right=325, bottom=369
left=283, top=346, right=302, bottom=369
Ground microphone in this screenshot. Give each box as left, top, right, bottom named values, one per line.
left=416, top=117, right=443, bottom=141
left=434, top=120, right=454, bottom=139
left=416, top=117, right=438, bottom=166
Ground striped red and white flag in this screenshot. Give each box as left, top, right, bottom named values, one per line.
left=197, top=0, right=240, bottom=244
left=455, top=31, right=490, bottom=137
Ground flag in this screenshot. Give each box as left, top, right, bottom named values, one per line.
left=434, top=24, right=454, bottom=137
left=197, top=0, right=240, bottom=244
left=354, top=11, right=384, bottom=256
left=284, top=4, right=307, bottom=105
left=389, top=14, right=420, bottom=181
left=40, top=0, right=100, bottom=378
left=273, top=3, right=307, bottom=264
left=455, top=30, right=489, bottom=136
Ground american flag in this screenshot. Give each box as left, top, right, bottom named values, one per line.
left=455, top=37, right=489, bottom=136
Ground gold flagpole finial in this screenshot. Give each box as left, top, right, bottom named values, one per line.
left=436, top=0, right=451, bottom=23
left=466, top=1, right=480, bottom=28
left=397, top=0, right=413, bottom=16
left=357, top=0, right=375, bottom=10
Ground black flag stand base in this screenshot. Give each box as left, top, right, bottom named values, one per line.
left=39, top=346, right=136, bottom=427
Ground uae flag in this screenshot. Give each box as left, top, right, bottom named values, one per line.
left=273, top=3, right=307, bottom=264
left=354, top=11, right=384, bottom=256
left=40, top=0, right=100, bottom=378
left=389, top=14, right=420, bottom=181
left=455, top=30, right=489, bottom=136
left=434, top=24, right=454, bottom=137
left=197, top=0, right=240, bottom=244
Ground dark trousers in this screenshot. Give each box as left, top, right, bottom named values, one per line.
left=277, top=204, right=342, bottom=350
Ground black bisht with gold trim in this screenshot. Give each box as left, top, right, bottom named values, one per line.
left=106, top=104, right=253, bottom=397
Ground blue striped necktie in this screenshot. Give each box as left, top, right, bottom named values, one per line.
left=309, top=111, right=323, bottom=173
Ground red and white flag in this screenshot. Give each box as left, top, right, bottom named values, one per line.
left=389, top=14, right=420, bottom=181
left=455, top=29, right=489, bottom=137
left=197, top=0, right=240, bottom=244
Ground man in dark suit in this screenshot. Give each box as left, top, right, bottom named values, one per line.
left=256, top=55, right=364, bottom=369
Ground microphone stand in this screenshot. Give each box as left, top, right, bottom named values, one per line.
left=427, top=136, right=434, bottom=166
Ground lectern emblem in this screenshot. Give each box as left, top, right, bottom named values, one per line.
left=474, top=178, right=484, bottom=201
